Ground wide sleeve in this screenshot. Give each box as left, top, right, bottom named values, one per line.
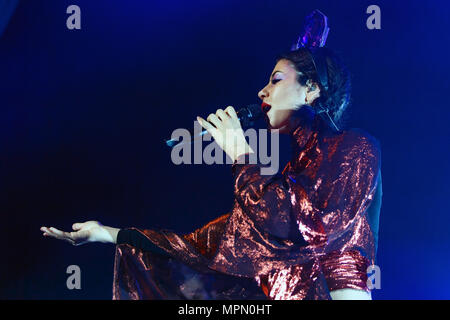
left=182, top=213, right=230, bottom=259
left=231, top=153, right=294, bottom=240
left=114, top=211, right=231, bottom=264
left=112, top=213, right=238, bottom=300
left=116, top=228, right=173, bottom=256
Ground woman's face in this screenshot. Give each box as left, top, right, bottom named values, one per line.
left=258, top=59, right=320, bottom=133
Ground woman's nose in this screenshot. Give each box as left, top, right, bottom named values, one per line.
left=258, top=87, right=268, bottom=100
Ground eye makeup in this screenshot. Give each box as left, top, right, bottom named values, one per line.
left=271, top=78, right=281, bottom=84
left=271, top=72, right=284, bottom=84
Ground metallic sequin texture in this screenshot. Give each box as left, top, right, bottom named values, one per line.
left=113, top=110, right=381, bottom=300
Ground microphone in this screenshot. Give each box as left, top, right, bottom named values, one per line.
left=164, top=104, right=263, bottom=148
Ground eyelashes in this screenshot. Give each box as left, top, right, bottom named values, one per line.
left=271, top=79, right=281, bottom=85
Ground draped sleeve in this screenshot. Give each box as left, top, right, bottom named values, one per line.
left=231, top=153, right=294, bottom=239
left=113, top=212, right=231, bottom=277
left=112, top=213, right=267, bottom=300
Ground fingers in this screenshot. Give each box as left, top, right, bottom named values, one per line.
left=225, top=106, right=238, bottom=119
left=72, top=222, right=85, bottom=230
left=197, top=106, right=243, bottom=146
left=215, top=109, right=228, bottom=121
left=206, top=113, right=222, bottom=129
left=40, top=226, right=75, bottom=245
left=73, top=220, right=101, bottom=230
left=197, top=106, right=234, bottom=129
left=40, top=226, right=61, bottom=238
left=48, top=227, right=68, bottom=237
left=197, top=116, right=217, bottom=135
left=40, top=226, right=51, bottom=235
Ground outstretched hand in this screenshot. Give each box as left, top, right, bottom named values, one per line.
left=40, top=221, right=117, bottom=245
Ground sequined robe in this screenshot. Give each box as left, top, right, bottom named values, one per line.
left=112, top=108, right=382, bottom=300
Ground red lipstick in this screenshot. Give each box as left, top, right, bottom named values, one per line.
left=261, top=102, right=271, bottom=113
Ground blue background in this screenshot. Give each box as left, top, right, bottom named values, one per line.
left=0, top=0, right=449, bottom=299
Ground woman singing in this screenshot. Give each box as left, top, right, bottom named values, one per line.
left=40, top=12, right=382, bottom=299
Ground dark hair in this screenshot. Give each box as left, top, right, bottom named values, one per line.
left=276, top=47, right=352, bottom=128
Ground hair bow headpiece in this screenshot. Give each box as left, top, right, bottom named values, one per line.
left=291, top=9, right=330, bottom=93
left=291, top=10, right=340, bottom=131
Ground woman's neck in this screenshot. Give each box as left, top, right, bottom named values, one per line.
left=289, top=105, right=317, bottom=142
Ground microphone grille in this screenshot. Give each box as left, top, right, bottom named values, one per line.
left=246, top=104, right=263, bottom=119
left=238, top=104, right=263, bottom=129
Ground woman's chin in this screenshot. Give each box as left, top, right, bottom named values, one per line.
left=265, top=114, right=288, bottom=133
left=264, top=116, right=278, bottom=131
left=268, top=121, right=289, bottom=134
left=277, top=125, right=290, bottom=134
left=266, top=119, right=277, bottom=130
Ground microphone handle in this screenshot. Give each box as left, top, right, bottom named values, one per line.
left=164, top=128, right=209, bottom=148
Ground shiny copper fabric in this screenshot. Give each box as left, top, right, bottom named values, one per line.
left=113, top=108, right=382, bottom=300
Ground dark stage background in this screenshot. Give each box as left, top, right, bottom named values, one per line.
left=1, top=0, right=449, bottom=299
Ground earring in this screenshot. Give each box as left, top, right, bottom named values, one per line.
left=306, top=79, right=316, bottom=91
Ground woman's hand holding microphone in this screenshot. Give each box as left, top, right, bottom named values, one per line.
left=197, top=106, right=254, bottom=162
